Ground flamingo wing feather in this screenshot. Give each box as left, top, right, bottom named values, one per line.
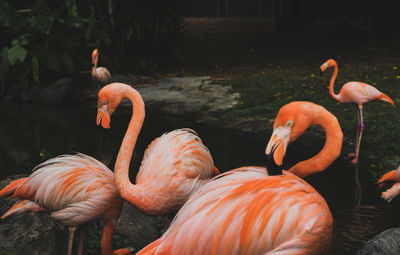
left=144, top=167, right=332, bottom=255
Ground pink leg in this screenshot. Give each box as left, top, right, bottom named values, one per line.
left=352, top=106, right=364, bottom=164
left=77, top=228, right=85, bottom=255
left=347, top=106, right=364, bottom=165
left=67, top=226, right=77, bottom=255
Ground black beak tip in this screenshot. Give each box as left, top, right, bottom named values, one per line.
left=265, top=154, right=283, bottom=175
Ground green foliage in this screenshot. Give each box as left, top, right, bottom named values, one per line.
left=0, top=0, right=93, bottom=89
left=0, top=0, right=183, bottom=96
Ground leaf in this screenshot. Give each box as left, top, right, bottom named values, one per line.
left=6, top=42, right=27, bottom=65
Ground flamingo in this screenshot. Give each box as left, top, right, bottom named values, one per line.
left=96, top=82, right=219, bottom=214
left=0, top=154, right=131, bottom=255
left=0, top=83, right=217, bottom=254
left=378, top=166, right=400, bottom=202
left=92, top=48, right=111, bottom=84
left=320, top=58, right=395, bottom=165
left=137, top=101, right=343, bottom=255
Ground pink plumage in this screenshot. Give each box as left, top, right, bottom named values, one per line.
left=138, top=167, right=332, bottom=255
left=134, top=128, right=216, bottom=214
left=0, top=154, right=130, bottom=255
left=97, top=83, right=219, bottom=217
left=320, top=59, right=395, bottom=164
left=137, top=101, right=343, bottom=255
left=92, top=49, right=111, bottom=84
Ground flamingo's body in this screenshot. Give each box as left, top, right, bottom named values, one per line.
left=1, top=83, right=218, bottom=254
left=97, top=82, right=219, bottom=214
left=92, top=49, right=111, bottom=84
left=320, top=59, right=394, bottom=165
left=138, top=101, right=343, bottom=255
left=0, top=154, right=130, bottom=255
left=378, top=166, right=400, bottom=202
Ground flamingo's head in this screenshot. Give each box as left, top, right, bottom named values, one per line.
left=97, top=83, right=124, bottom=129
left=320, top=59, right=337, bottom=73
left=265, top=102, right=315, bottom=175
left=92, top=49, right=99, bottom=65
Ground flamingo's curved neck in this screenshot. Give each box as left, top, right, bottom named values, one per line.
left=329, top=62, right=342, bottom=103
left=114, top=85, right=146, bottom=205
left=92, top=56, right=98, bottom=77
left=289, top=110, right=343, bottom=178
left=93, top=56, right=98, bottom=68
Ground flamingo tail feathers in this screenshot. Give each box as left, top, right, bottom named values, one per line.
left=0, top=178, right=28, bottom=198
left=379, top=93, right=395, bottom=107
left=1, top=200, right=46, bottom=219
left=378, top=170, right=397, bottom=184
left=213, top=166, right=220, bottom=175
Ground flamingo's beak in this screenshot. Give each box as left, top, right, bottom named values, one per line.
left=320, top=62, right=329, bottom=75
left=97, top=104, right=111, bottom=129
left=265, top=127, right=290, bottom=175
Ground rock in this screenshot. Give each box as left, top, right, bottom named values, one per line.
left=18, top=78, right=80, bottom=104
left=135, top=76, right=239, bottom=120
left=111, top=74, right=155, bottom=86
left=356, top=228, right=400, bottom=255
left=115, top=202, right=161, bottom=251
left=20, top=84, right=44, bottom=102
left=40, top=78, right=80, bottom=104
left=0, top=176, right=67, bottom=255
left=0, top=196, right=68, bottom=255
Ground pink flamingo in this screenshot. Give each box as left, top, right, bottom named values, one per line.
left=97, top=82, right=219, bottom=214
left=378, top=166, right=400, bottom=202
left=92, top=48, right=111, bottom=84
left=0, top=83, right=218, bottom=254
left=0, top=154, right=131, bottom=255
left=320, top=58, right=395, bottom=165
left=137, top=101, right=343, bottom=255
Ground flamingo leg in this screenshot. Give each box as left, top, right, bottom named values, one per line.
left=353, top=106, right=364, bottom=164
left=67, top=226, right=77, bottom=255
left=77, top=227, right=85, bottom=255
left=100, top=219, right=132, bottom=255
left=100, top=219, right=116, bottom=255
left=348, top=105, right=364, bottom=165
left=353, top=106, right=364, bottom=206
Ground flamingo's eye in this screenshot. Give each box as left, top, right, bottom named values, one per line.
left=286, top=120, right=294, bottom=127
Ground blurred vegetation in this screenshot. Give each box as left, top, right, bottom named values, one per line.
left=0, top=0, right=183, bottom=97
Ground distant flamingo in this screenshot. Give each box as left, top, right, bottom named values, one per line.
left=378, top=166, right=400, bottom=202
left=0, top=154, right=131, bottom=255
left=137, top=101, right=343, bottom=255
left=97, top=82, right=219, bottom=214
left=92, top=48, right=111, bottom=84
left=320, top=59, right=395, bottom=165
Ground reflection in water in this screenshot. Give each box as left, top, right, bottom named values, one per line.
left=1, top=101, right=399, bottom=254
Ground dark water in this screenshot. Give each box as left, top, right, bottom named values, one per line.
left=1, top=101, right=399, bottom=254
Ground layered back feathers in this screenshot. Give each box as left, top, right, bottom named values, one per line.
left=141, top=167, right=332, bottom=255
left=2, top=154, right=122, bottom=225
